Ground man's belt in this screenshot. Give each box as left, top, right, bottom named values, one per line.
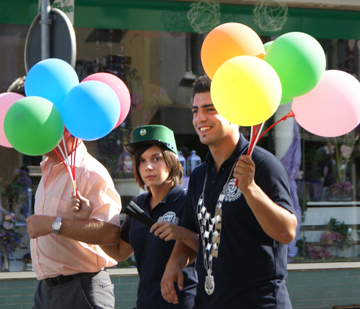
left=42, top=273, right=85, bottom=286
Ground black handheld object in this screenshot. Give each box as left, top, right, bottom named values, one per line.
left=124, top=201, right=156, bottom=227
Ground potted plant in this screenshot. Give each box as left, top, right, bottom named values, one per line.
left=304, top=145, right=327, bottom=201
left=22, top=252, right=32, bottom=271
left=324, top=130, right=359, bottom=201
left=0, top=213, right=22, bottom=271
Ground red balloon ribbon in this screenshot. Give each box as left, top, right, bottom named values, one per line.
left=53, top=136, right=79, bottom=194
left=235, top=110, right=294, bottom=187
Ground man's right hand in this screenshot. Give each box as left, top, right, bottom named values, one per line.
left=26, top=215, right=54, bottom=238
left=160, top=264, right=184, bottom=304
left=71, top=191, right=92, bottom=220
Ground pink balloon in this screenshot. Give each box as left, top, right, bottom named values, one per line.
left=292, top=70, right=360, bottom=137
left=0, top=92, right=25, bottom=147
left=82, top=73, right=131, bottom=128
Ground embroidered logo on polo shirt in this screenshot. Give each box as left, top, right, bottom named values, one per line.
left=158, top=211, right=179, bottom=225
left=225, top=178, right=242, bottom=202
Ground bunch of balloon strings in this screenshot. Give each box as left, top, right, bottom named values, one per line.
left=53, top=136, right=79, bottom=195
left=235, top=110, right=294, bottom=186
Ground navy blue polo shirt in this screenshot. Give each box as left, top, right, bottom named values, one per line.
left=182, top=135, right=294, bottom=309
left=121, top=185, right=197, bottom=309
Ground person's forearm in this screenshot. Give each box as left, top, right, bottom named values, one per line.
left=59, top=218, right=120, bottom=244
left=242, top=183, right=297, bottom=244
left=177, top=227, right=199, bottom=253
left=234, top=155, right=297, bottom=244
left=100, top=244, right=122, bottom=260
left=161, top=240, right=196, bottom=304
left=169, top=240, right=198, bottom=269
left=27, top=214, right=119, bottom=244
left=100, top=238, right=133, bottom=262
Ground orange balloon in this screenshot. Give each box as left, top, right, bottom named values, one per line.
left=201, top=22, right=265, bottom=79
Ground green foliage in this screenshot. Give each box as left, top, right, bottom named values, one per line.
left=0, top=214, right=23, bottom=256
left=117, top=256, right=136, bottom=268
left=118, top=260, right=130, bottom=268
left=295, top=216, right=351, bottom=261
left=297, top=191, right=308, bottom=217
left=327, top=217, right=350, bottom=242
left=295, top=236, right=306, bottom=257
left=304, top=144, right=327, bottom=181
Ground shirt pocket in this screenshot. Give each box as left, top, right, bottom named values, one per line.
left=47, top=197, right=73, bottom=219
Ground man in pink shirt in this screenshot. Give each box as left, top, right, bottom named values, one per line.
left=26, top=128, right=121, bottom=309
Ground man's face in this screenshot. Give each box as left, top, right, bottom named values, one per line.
left=192, top=92, right=233, bottom=147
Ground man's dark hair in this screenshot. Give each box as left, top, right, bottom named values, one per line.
left=192, top=75, right=211, bottom=98
left=7, top=76, right=26, bottom=96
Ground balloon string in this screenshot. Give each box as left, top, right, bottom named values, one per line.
left=246, top=123, right=262, bottom=156
left=61, top=136, right=70, bottom=167
left=71, top=137, right=76, bottom=178
left=234, top=111, right=294, bottom=188
left=257, top=110, right=294, bottom=141
left=71, top=136, right=75, bottom=178
left=54, top=148, right=76, bottom=195
left=235, top=123, right=264, bottom=187
left=57, top=137, right=73, bottom=169
left=247, top=125, right=255, bottom=156
left=54, top=137, right=78, bottom=194
left=71, top=137, right=78, bottom=195
left=59, top=136, right=75, bottom=193
left=249, top=122, right=265, bottom=157
left=56, top=141, right=72, bottom=173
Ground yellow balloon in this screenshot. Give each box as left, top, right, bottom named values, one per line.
left=210, top=56, right=282, bottom=126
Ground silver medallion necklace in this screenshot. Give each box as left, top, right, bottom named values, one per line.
left=197, top=163, right=236, bottom=295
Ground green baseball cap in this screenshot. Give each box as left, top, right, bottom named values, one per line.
left=125, top=125, right=178, bottom=155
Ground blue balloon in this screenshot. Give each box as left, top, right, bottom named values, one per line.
left=25, top=58, right=79, bottom=112
left=61, top=81, right=120, bottom=141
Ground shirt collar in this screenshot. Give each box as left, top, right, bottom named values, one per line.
left=205, top=133, right=249, bottom=166
left=160, top=185, right=185, bottom=205
left=41, top=141, right=87, bottom=170
left=145, top=185, right=185, bottom=212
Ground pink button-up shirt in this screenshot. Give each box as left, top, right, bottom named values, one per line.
left=30, top=143, right=122, bottom=280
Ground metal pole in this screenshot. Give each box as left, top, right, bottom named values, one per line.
left=40, top=0, right=51, bottom=60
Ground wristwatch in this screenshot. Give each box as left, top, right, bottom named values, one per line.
left=52, top=217, right=62, bottom=235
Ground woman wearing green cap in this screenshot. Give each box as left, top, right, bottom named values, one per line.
left=72, top=125, right=198, bottom=308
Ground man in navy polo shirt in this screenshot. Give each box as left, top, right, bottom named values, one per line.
left=161, top=76, right=297, bottom=308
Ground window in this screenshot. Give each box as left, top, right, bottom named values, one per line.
left=1, top=25, right=360, bottom=272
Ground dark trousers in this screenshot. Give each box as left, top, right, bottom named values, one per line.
left=33, top=270, right=115, bottom=309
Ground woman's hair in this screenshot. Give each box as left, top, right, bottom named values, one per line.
left=132, top=144, right=183, bottom=191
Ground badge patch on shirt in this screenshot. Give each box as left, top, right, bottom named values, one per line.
left=158, top=211, right=179, bottom=225
left=225, top=178, right=242, bottom=202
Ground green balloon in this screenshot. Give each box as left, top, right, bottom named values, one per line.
left=4, top=97, right=64, bottom=156
left=280, top=96, right=293, bottom=105
left=264, top=41, right=273, bottom=52
left=264, top=32, right=326, bottom=98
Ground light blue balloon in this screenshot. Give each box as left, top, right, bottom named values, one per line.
left=25, top=58, right=79, bottom=112
left=61, top=81, right=120, bottom=141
